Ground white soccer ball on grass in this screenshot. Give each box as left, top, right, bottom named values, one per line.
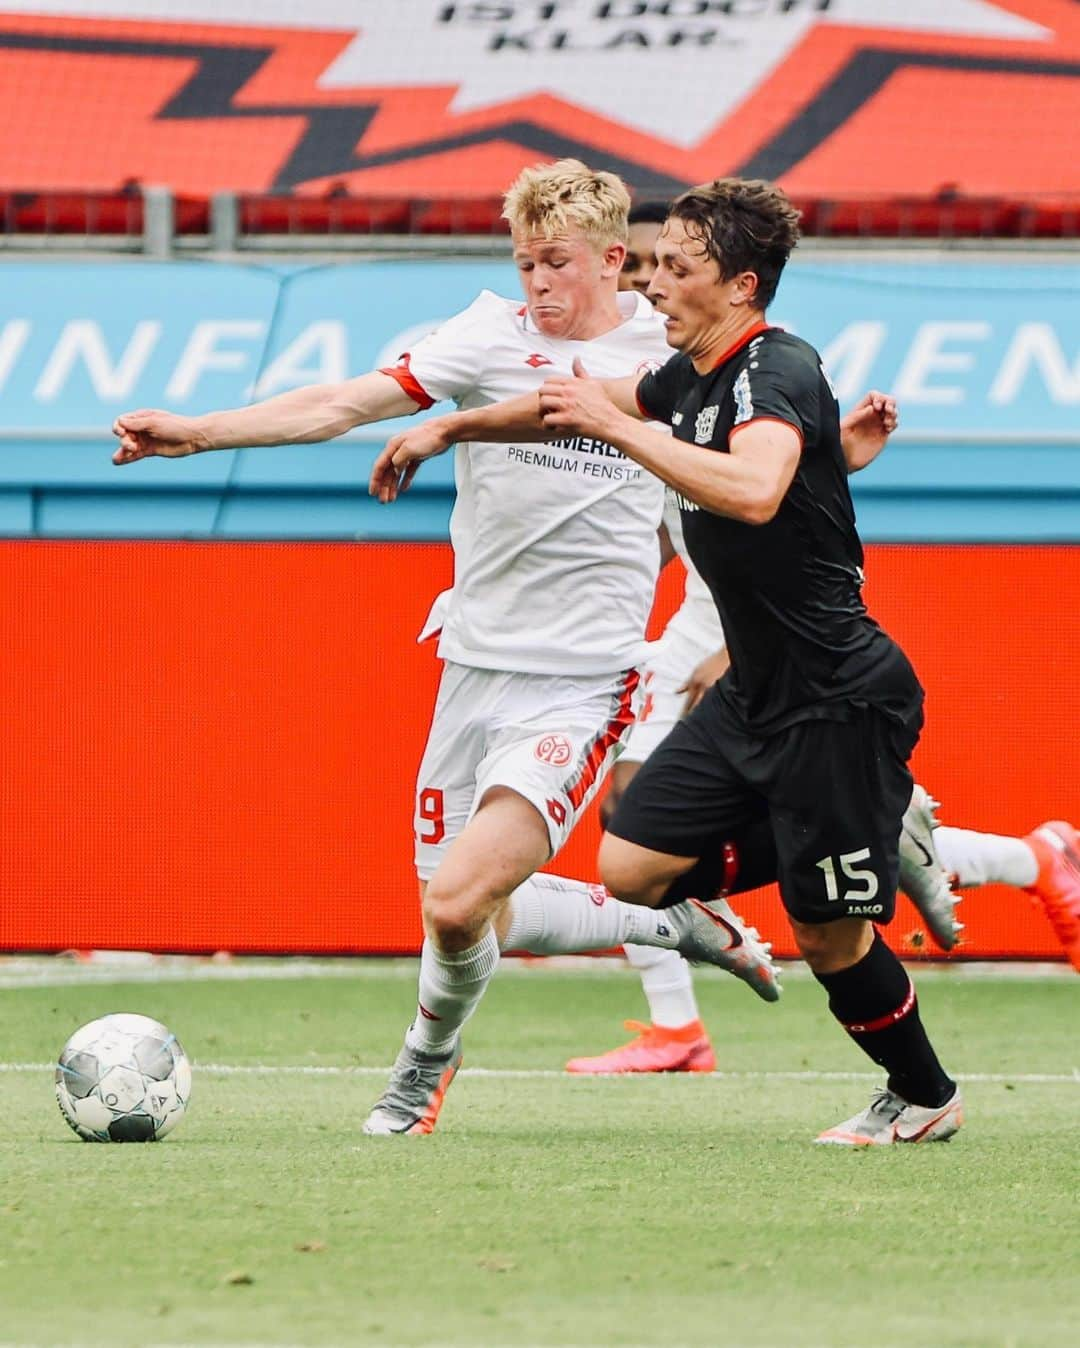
left=55, top=1013, right=192, bottom=1142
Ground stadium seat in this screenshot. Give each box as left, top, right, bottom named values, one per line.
left=239, top=194, right=413, bottom=235
left=412, top=199, right=505, bottom=235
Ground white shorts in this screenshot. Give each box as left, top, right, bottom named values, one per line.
left=413, top=661, right=642, bottom=879
left=621, top=625, right=719, bottom=765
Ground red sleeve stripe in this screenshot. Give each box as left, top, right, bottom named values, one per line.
left=564, top=668, right=640, bottom=810
left=728, top=416, right=804, bottom=450
left=379, top=354, right=435, bottom=410
left=635, top=386, right=655, bottom=419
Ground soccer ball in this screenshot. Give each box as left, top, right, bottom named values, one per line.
left=55, top=1013, right=192, bottom=1142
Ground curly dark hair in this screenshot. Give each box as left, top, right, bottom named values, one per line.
left=668, top=178, right=801, bottom=310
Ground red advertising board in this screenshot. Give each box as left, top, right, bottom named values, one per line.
left=0, top=540, right=1075, bottom=960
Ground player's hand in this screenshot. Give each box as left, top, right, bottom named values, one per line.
left=677, top=647, right=730, bottom=715
left=370, top=419, right=453, bottom=503
left=112, top=410, right=209, bottom=465
left=839, top=390, right=898, bottom=472
left=538, top=358, right=618, bottom=436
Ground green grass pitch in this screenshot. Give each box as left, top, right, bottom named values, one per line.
left=1, top=958, right=1077, bottom=1347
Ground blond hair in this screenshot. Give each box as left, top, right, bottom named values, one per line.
left=502, top=159, right=630, bottom=248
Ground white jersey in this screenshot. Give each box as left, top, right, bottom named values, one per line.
left=659, top=491, right=726, bottom=660
left=386, top=289, right=669, bottom=676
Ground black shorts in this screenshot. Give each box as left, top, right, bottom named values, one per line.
left=608, top=690, right=923, bottom=925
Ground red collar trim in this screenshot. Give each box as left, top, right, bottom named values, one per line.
left=711, top=320, right=772, bottom=369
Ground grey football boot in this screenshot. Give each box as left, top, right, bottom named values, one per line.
left=362, top=1036, right=463, bottom=1136
left=898, top=784, right=963, bottom=951
left=665, top=896, right=781, bottom=1002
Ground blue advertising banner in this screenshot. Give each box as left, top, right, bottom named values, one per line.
left=0, top=256, right=1077, bottom=539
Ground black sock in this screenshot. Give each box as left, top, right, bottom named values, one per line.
left=814, top=931, right=955, bottom=1108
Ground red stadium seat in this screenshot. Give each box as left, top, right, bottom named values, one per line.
left=411, top=199, right=506, bottom=235
left=173, top=196, right=210, bottom=234
left=239, top=194, right=412, bottom=235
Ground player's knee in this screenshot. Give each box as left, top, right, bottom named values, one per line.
left=598, top=834, right=664, bottom=907
left=791, top=917, right=874, bottom=973
left=422, top=880, right=488, bottom=952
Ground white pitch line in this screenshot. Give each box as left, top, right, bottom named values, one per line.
left=3, top=1062, right=1077, bottom=1084
left=0, top=960, right=424, bottom=990
left=0, top=956, right=1073, bottom=990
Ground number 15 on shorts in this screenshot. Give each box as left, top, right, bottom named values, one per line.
left=815, top=849, right=879, bottom=903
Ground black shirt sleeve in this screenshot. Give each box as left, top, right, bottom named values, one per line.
left=730, top=338, right=820, bottom=446
left=635, top=353, right=686, bottom=423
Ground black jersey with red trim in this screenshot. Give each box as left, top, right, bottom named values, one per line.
left=636, top=325, right=916, bottom=732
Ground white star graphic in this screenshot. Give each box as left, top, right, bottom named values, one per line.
left=0, top=0, right=1051, bottom=149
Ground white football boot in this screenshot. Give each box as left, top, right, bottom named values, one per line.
left=816, top=1087, right=964, bottom=1146
left=899, top=785, right=963, bottom=951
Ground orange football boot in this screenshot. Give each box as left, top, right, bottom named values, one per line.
left=565, top=1019, right=716, bottom=1074
left=1024, top=822, right=1080, bottom=971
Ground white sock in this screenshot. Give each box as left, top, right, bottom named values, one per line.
left=500, top=873, right=679, bottom=955
left=935, top=826, right=1038, bottom=889
left=623, top=944, right=701, bottom=1028
left=405, top=927, right=500, bottom=1055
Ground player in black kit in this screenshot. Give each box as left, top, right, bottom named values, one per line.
left=535, top=178, right=963, bottom=1145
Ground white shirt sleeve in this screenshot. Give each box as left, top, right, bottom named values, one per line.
left=389, top=291, right=502, bottom=407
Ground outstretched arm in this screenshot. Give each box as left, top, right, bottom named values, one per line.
left=537, top=366, right=899, bottom=520
left=539, top=360, right=797, bottom=524
left=369, top=374, right=644, bottom=503
left=112, top=371, right=420, bottom=465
